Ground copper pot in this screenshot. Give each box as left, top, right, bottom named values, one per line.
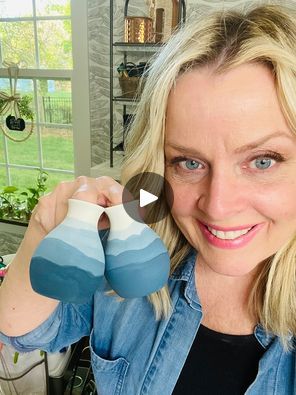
left=124, top=16, right=154, bottom=43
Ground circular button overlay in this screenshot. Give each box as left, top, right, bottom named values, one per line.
left=122, top=172, right=174, bottom=225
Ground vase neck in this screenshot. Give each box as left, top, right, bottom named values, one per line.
left=105, top=200, right=143, bottom=230
left=67, top=199, right=105, bottom=226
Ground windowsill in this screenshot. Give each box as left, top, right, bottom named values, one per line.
left=0, top=219, right=28, bottom=235
left=90, top=156, right=122, bottom=181
left=0, top=218, right=28, bottom=226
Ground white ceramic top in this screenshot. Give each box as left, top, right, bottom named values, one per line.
left=67, top=199, right=105, bottom=225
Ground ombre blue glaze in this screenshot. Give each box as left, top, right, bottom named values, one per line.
left=104, top=202, right=170, bottom=298
left=30, top=199, right=106, bottom=304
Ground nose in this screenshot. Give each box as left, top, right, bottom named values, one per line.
left=197, top=167, right=248, bottom=222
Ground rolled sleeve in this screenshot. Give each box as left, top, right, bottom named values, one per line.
left=0, top=300, right=93, bottom=353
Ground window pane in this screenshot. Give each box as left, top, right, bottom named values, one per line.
left=0, top=22, right=35, bottom=68
left=6, top=130, right=39, bottom=166
left=36, top=0, right=70, bottom=17
left=45, top=171, right=74, bottom=191
left=9, top=168, right=44, bottom=189
left=38, top=20, right=72, bottom=69
left=0, top=77, right=33, bottom=95
left=38, top=79, right=72, bottom=124
left=0, top=166, right=6, bottom=186
left=6, top=169, right=73, bottom=195
left=0, top=78, right=38, bottom=166
left=41, top=126, right=74, bottom=170
left=37, top=79, right=73, bottom=171
left=0, top=0, right=33, bottom=18
left=0, top=78, right=36, bottom=122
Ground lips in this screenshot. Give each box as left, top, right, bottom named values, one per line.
left=201, top=222, right=257, bottom=232
left=197, top=221, right=264, bottom=249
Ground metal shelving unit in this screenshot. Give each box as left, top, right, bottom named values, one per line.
left=109, top=0, right=186, bottom=168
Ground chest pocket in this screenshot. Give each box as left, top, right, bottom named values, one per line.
left=89, top=330, right=130, bottom=395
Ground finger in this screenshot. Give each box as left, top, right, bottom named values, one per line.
left=30, top=193, right=57, bottom=234
left=94, top=177, right=125, bottom=207
left=72, top=182, right=100, bottom=204
left=53, top=179, right=82, bottom=226
left=98, top=184, right=124, bottom=207
left=50, top=177, right=110, bottom=228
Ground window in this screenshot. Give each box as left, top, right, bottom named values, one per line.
left=0, top=0, right=75, bottom=191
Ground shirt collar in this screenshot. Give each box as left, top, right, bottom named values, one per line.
left=169, top=247, right=202, bottom=311
left=254, top=323, right=277, bottom=349
left=169, top=247, right=196, bottom=280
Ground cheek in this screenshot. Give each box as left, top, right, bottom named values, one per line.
left=253, top=182, right=296, bottom=222
left=167, top=182, right=197, bottom=217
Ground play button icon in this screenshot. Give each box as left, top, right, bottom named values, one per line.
left=140, top=189, right=158, bottom=207
left=122, top=172, right=173, bottom=224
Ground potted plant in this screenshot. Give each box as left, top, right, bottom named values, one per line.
left=0, top=170, right=48, bottom=224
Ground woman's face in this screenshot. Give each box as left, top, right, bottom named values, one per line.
left=164, top=63, right=296, bottom=276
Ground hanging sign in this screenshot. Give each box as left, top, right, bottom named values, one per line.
left=0, top=61, right=34, bottom=142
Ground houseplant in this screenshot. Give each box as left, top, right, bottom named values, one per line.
left=0, top=170, right=48, bottom=223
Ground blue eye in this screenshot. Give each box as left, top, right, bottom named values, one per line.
left=182, top=159, right=201, bottom=170
left=253, top=157, right=275, bottom=170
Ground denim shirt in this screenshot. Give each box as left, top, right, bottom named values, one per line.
left=0, top=248, right=295, bottom=395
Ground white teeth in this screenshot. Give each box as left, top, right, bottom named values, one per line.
left=207, top=226, right=252, bottom=240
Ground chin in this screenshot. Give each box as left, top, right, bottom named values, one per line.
left=200, top=255, right=263, bottom=277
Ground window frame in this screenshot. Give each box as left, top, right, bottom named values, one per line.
left=0, top=0, right=91, bottom=185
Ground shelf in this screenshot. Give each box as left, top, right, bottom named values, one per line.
left=113, top=96, right=139, bottom=104
left=109, top=0, right=186, bottom=169
left=113, top=42, right=163, bottom=53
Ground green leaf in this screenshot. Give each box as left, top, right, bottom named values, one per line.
left=27, top=187, right=37, bottom=194
left=3, top=186, right=18, bottom=193
left=0, top=170, right=49, bottom=222
left=18, top=94, right=34, bottom=119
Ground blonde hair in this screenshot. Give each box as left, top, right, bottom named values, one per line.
left=120, top=3, right=296, bottom=351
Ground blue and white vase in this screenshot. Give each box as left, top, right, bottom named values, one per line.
left=30, top=199, right=105, bottom=303
left=104, top=201, right=170, bottom=298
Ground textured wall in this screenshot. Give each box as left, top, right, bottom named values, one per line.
left=87, top=0, right=295, bottom=167
left=88, top=0, right=152, bottom=166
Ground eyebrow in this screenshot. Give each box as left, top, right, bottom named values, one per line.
left=166, top=131, right=294, bottom=156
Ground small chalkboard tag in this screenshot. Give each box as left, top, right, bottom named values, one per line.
left=5, top=115, right=26, bottom=131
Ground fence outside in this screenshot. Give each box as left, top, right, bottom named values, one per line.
left=42, top=96, right=72, bottom=125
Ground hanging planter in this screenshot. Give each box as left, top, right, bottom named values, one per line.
left=0, top=62, right=34, bottom=143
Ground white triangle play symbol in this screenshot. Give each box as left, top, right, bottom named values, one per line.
left=139, top=189, right=158, bottom=207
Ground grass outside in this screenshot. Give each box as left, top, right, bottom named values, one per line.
left=0, top=127, right=75, bottom=192
left=4, top=170, right=75, bottom=192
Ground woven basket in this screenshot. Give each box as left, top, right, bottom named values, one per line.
left=119, top=76, right=145, bottom=98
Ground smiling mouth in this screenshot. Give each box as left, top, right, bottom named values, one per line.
left=197, top=221, right=263, bottom=249
left=206, top=225, right=256, bottom=240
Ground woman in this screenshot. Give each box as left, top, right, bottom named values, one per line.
left=1, top=3, right=296, bottom=394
